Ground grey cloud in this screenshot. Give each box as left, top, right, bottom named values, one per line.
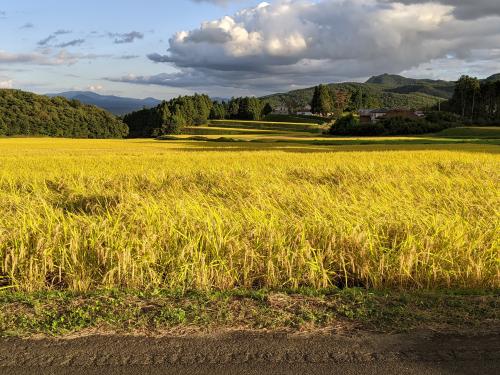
left=52, top=51, right=111, bottom=64
left=20, top=22, right=34, bottom=29
left=0, top=50, right=62, bottom=65
left=0, top=50, right=108, bottom=66
left=383, top=0, right=500, bottom=20
left=116, top=54, right=140, bottom=60
left=37, top=30, right=73, bottom=46
left=191, top=0, right=243, bottom=4
left=107, top=65, right=369, bottom=97
left=106, top=69, right=300, bottom=91
left=55, top=39, right=85, bottom=48
left=0, top=67, right=29, bottom=73
left=37, top=35, right=56, bottom=46
left=54, top=29, right=72, bottom=35
left=0, top=51, right=44, bottom=64
left=147, top=53, right=172, bottom=63
left=110, top=31, right=144, bottom=44
left=185, top=27, right=232, bottom=43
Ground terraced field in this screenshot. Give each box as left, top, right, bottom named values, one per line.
left=168, top=122, right=500, bottom=150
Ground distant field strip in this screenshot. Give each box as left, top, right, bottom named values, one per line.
left=435, top=126, right=500, bottom=138
left=209, top=120, right=327, bottom=133
left=0, top=139, right=499, bottom=292
left=183, top=126, right=284, bottom=136
left=263, top=113, right=329, bottom=124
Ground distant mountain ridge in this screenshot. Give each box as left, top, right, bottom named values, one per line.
left=261, top=74, right=458, bottom=111
left=484, top=73, right=500, bottom=83
left=47, top=91, right=162, bottom=116
left=366, top=74, right=418, bottom=86
left=261, top=73, right=500, bottom=111
left=366, top=73, right=450, bottom=86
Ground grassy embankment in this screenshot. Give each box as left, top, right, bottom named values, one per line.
left=178, top=122, right=500, bottom=145
left=208, top=119, right=329, bottom=133
left=263, top=113, right=329, bottom=124
left=0, top=125, right=498, bottom=335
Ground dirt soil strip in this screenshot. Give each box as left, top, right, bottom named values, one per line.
left=0, top=330, right=498, bottom=375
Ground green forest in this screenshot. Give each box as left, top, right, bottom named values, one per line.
left=446, top=75, right=500, bottom=121
left=124, top=95, right=272, bottom=137
left=0, top=89, right=128, bottom=138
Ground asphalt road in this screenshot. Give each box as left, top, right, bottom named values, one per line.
left=0, top=330, right=498, bottom=374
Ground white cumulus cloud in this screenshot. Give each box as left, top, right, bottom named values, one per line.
left=110, top=0, right=500, bottom=94
left=0, top=79, right=13, bottom=88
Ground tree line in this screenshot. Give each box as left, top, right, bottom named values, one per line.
left=311, top=84, right=401, bottom=117
left=447, top=75, right=500, bottom=121
left=275, top=83, right=438, bottom=116
left=0, top=89, right=128, bottom=138
left=329, top=111, right=461, bottom=136
left=315, top=75, right=500, bottom=122
left=310, top=75, right=500, bottom=123
left=311, top=84, right=353, bottom=117
left=124, top=94, right=274, bottom=137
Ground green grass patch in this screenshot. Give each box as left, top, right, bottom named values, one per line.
left=0, top=289, right=497, bottom=337
left=209, top=120, right=327, bottom=133
left=157, top=134, right=500, bottom=147
left=183, top=126, right=281, bottom=136
left=263, top=114, right=329, bottom=125
left=435, top=126, right=500, bottom=138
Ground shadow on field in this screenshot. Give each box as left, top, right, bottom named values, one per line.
left=161, top=142, right=500, bottom=154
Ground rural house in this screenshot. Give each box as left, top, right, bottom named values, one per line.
left=359, top=109, right=425, bottom=124
left=296, top=104, right=313, bottom=115
left=272, top=104, right=289, bottom=114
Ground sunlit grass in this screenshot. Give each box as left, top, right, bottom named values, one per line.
left=210, top=119, right=319, bottom=126
left=183, top=126, right=285, bottom=136
left=209, top=119, right=327, bottom=133
left=0, top=138, right=498, bottom=292
left=434, top=126, right=500, bottom=138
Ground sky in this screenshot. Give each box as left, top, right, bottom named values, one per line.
left=1, top=0, right=499, bottom=99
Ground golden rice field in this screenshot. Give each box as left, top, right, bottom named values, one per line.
left=0, top=138, right=499, bottom=292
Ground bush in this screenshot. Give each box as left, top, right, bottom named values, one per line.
left=425, top=111, right=461, bottom=125
left=329, top=111, right=461, bottom=136
left=379, top=117, right=430, bottom=135
left=329, top=113, right=357, bottom=135
left=355, top=122, right=386, bottom=136
left=329, top=114, right=385, bottom=136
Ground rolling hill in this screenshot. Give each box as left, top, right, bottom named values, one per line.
left=366, top=74, right=456, bottom=98
left=0, top=89, right=128, bottom=138
left=484, top=73, right=500, bottom=83
left=262, top=73, right=500, bottom=112
left=47, top=91, right=161, bottom=116
left=261, top=74, right=456, bottom=111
